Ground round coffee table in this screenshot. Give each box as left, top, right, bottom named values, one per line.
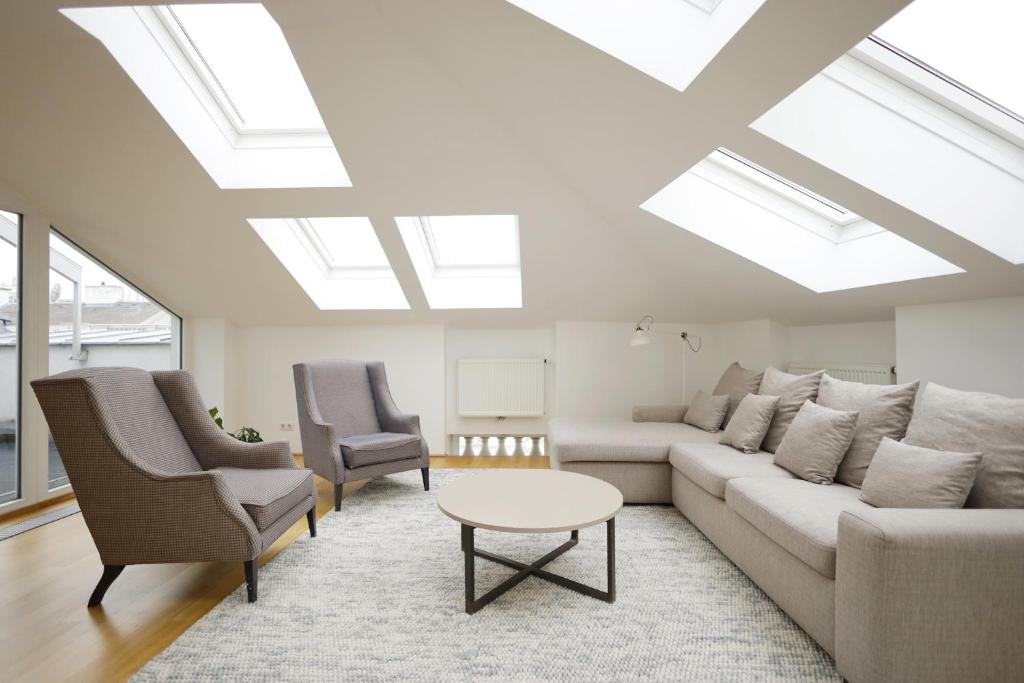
left=437, top=469, right=623, bottom=614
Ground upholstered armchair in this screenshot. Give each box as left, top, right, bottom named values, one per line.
left=31, top=367, right=316, bottom=606
left=293, top=360, right=429, bottom=511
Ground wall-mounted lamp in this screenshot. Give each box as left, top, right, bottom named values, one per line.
left=630, top=315, right=702, bottom=352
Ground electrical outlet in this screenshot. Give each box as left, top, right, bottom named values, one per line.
left=280, top=422, right=295, bottom=431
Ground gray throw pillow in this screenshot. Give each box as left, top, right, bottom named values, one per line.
left=904, top=382, right=1024, bottom=508
left=860, top=437, right=982, bottom=509
left=759, top=367, right=826, bottom=453
left=817, top=374, right=919, bottom=488
left=713, top=362, right=764, bottom=427
left=719, top=394, right=779, bottom=453
left=773, top=400, right=859, bottom=484
left=682, top=390, right=729, bottom=432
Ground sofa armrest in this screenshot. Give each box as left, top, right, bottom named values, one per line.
left=632, top=405, right=687, bottom=423
left=836, top=508, right=1024, bottom=683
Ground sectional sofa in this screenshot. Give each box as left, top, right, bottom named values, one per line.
left=549, top=366, right=1024, bottom=683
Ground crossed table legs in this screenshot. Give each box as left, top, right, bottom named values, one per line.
left=460, top=518, right=616, bottom=614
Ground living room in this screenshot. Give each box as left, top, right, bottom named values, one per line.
left=0, top=0, right=1022, bottom=681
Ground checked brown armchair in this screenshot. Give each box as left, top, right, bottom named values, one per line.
left=31, top=367, right=316, bottom=606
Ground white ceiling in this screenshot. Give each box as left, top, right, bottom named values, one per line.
left=1, top=0, right=1022, bottom=327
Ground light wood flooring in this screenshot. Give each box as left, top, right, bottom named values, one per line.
left=0, top=455, right=548, bottom=683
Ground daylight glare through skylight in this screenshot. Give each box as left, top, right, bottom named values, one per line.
left=422, top=215, right=520, bottom=267
left=167, top=4, right=325, bottom=131
left=873, top=0, right=1024, bottom=119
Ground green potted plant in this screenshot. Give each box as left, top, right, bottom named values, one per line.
left=208, top=407, right=264, bottom=443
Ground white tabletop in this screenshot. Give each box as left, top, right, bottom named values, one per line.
left=437, top=469, right=623, bottom=533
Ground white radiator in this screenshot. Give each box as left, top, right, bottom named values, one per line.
left=788, top=363, right=894, bottom=385
left=457, top=358, right=546, bottom=417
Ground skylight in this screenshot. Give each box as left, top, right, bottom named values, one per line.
left=871, top=0, right=1023, bottom=122
left=641, top=151, right=962, bottom=292
left=504, top=0, right=765, bottom=92
left=62, top=4, right=349, bottom=189
left=164, top=4, right=326, bottom=132
left=395, top=215, right=523, bottom=309
left=248, top=218, right=408, bottom=310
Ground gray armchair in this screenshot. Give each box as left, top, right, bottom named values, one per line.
left=30, top=367, right=316, bottom=606
left=293, top=360, right=429, bottom=511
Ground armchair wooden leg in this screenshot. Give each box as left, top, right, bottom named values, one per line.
left=334, top=484, right=343, bottom=512
left=87, top=564, right=125, bottom=607
left=421, top=467, right=430, bottom=491
left=244, top=560, right=258, bottom=603
left=306, top=508, right=317, bottom=537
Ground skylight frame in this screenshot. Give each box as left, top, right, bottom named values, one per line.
left=248, top=217, right=409, bottom=310
left=395, top=215, right=523, bottom=309
left=62, top=4, right=350, bottom=189
left=641, top=151, right=962, bottom=292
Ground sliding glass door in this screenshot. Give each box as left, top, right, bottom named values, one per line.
left=0, top=210, right=20, bottom=504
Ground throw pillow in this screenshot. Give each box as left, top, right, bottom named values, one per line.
left=713, top=362, right=764, bottom=427
left=816, top=374, right=919, bottom=488
left=759, top=367, right=826, bottom=453
left=719, top=394, right=779, bottom=453
left=682, top=390, right=730, bottom=432
left=860, top=437, right=982, bottom=509
left=904, top=382, right=1024, bottom=508
left=773, top=400, right=859, bottom=484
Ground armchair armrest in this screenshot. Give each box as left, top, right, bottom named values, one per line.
left=201, top=431, right=298, bottom=471
left=367, top=362, right=422, bottom=436
left=632, top=404, right=688, bottom=423
left=836, top=508, right=1024, bottom=683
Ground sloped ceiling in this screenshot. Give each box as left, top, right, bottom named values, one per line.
left=0, top=0, right=1022, bottom=326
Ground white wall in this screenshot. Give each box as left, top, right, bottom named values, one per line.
left=896, top=297, right=1024, bottom=397
left=445, top=327, right=555, bottom=445
left=555, top=321, right=717, bottom=420
left=786, top=320, right=896, bottom=368
left=233, top=324, right=446, bottom=451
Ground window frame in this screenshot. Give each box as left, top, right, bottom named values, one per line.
left=0, top=209, right=23, bottom=505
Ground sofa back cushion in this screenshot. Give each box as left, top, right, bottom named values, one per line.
left=817, top=374, right=919, bottom=488
left=904, top=382, right=1024, bottom=508
left=713, top=362, right=764, bottom=427
left=682, top=390, right=729, bottom=432
left=759, top=367, right=825, bottom=453
left=860, top=437, right=982, bottom=509
left=719, top=394, right=778, bottom=453
left=773, top=400, right=859, bottom=484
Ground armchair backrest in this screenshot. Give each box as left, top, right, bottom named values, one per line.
left=31, top=367, right=203, bottom=483
left=293, top=360, right=382, bottom=437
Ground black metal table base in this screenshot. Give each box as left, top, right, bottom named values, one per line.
left=460, top=518, right=615, bottom=614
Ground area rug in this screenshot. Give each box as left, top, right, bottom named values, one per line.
left=134, top=470, right=839, bottom=682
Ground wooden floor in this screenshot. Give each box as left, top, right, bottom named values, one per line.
left=0, top=455, right=548, bottom=683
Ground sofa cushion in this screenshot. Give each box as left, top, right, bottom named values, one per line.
left=759, top=367, right=825, bottom=453
left=860, top=437, right=982, bottom=509
left=669, top=443, right=795, bottom=500
left=217, top=467, right=315, bottom=531
left=713, top=362, right=765, bottom=426
left=904, top=382, right=1024, bottom=508
left=773, top=401, right=859, bottom=485
left=682, top=390, right=729, bottom=432
left=817, top=374, right=919, bottom=488
left=549, top=418, right=719, bottom=464
left=726, top=478, right=873, bottom=578
left=339, top=432, right=421, bottom=468
left=719, top=394, right=779, bottom=453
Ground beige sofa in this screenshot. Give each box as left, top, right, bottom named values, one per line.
left=549, top=401, right=1024, bottom=682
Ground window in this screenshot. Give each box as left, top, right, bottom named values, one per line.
left=641, top=150, right=961, bottom=292
left=248, top=217, right=409, bottom=310
left=0, top=211, right=19, bottom=505
left=61, top=4, right=349, bottom=189
left=48, top=229, right=181, bottom=490
left=395, top=215, right=522, bottom=309
left=504, top=0, right=765, bottom=92
left=871, top=0, right=1024, bottom=123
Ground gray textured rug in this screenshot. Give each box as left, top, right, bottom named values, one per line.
left=134, top=470, right=839, bottom=682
